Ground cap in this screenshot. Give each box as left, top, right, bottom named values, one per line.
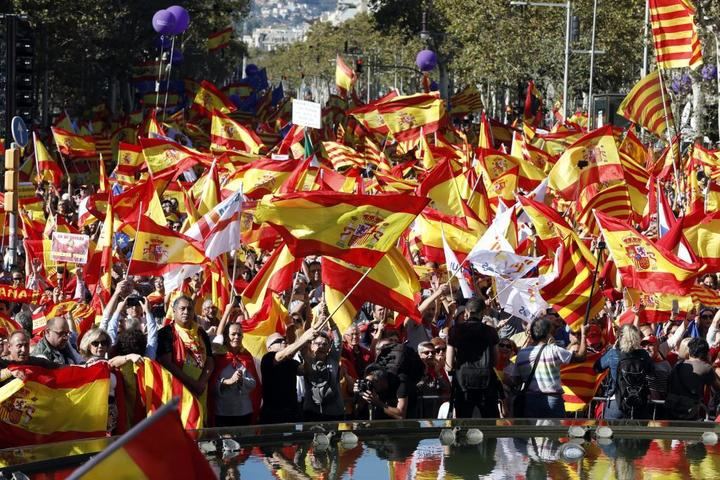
left=266, top=332, right=285, bottom=349
left=641, top=334, right=658, bottom=346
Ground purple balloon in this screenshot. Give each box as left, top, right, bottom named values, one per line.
left=167, top=5, right=190, bottom=35
left=245, top=64, right=259, bottom=77
left=152, top=9, right=176, bottom=35
left=416, top=50, right=437, bottom=72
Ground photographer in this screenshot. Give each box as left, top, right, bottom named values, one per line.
left=354, top=364, right=409, bottom=420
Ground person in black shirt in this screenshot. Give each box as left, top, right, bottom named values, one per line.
left=446, top=298, right=500, bottom=418
left=260, top=328, right=316, bottom=424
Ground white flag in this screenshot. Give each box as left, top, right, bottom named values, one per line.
left=185, top=186, right=244, bottom=259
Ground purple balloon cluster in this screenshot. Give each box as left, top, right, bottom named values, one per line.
left=702, top=64, right=718, bottom=82
left=152, top=5, right=190, bottom=36
left=670, top=73, right=692, bottom=96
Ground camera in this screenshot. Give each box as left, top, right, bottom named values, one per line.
left=357, top=378, right=374, bottom=394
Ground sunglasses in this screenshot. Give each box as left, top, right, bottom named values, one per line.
left=434, top=348, right=446, bottom=353
left=498, top=343, right=512, bottom=349
left=91, top=340, right=109, bottom=347
left=270, top=338, right=286, bottom=347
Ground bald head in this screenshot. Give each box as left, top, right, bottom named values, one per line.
left=45, top=317, right=70, bottom=349
left=8, top=330, right=30, bottom=362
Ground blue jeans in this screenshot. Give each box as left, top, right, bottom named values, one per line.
left=524, top=392, right=566, bottom=418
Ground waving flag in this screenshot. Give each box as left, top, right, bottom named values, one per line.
left=617, top=71, right=673, bottom=137
left=192, top=80, right=237, bottom=117
left=548, top=125, right=623, bottom=200
left=561, top=353, right=607, bottom=413
left=376, top=93, right=446, bottom=142
left=126, top=216, right=208, bottom=276
left=33, top=133, right=63, bottom=187
left=185, top=190, right=244, bottom=259
left=682, top=210, right=720, bottom=272
left=210, top=110, right=264, bottom=154
left=649, top=0, right=702, bottom=69
left=596, top=211, right=701, bottom=294
left=242, top=243, right=299, bottom=318
left=207, top=26, right=233, bottom=52
left=335, top=54, right=357, bottom=97
left=255, top=192, right=428, bottom=267
left=0, top=363, right=110, bottom=447
left=51, top=127, right=96, bottom=158
left=139, top=138, right=206, bottom=179
left=69, top=399, right=213, bottom=480
left=523, top=80, right=543, bottom=126
left=449, top=85, right=483, bottom=116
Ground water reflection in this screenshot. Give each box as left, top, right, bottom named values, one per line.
left=205, top=433, right=720, bottom=479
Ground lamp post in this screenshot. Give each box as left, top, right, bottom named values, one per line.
left=510, top=0, right=572, bottom=119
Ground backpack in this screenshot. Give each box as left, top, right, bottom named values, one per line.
left=455, top=345, right=494, bottom=392
left=616, top=352, right=649, bottom=416
left=375, top=342, right=424, bottom=385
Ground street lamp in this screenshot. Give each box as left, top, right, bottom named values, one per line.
left=510, top=0, right=572, bottom=119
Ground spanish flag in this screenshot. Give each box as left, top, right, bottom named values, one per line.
left=114, top=142, right=144, bottom=188
left=413, top=208, right=481, bottom=263
left=241, top=243, right=300, bottom=318
left=223, top=158, right=299, bottom=200
left=126, top=216, right=208, bottom=277
left=191, top=80, right=237, bottom=118
left=139, top=138, right=206, bottom=179
left=33, top=133, right=63, bottom=187
left=254, top=192, right=429, bottom=268
left=51, top=127, right=96, bottom=158
left=523, top=80, right=544, bottom=126
left=70, top=397, right=213, bottom=480
left=376, top=93, right=446, bottom=143
left=335, top=54, right=357, bottom=98
left=241, top=293, right=288, bottom=359
left=0, top=313, right=21, bottom=337
left=322, top=248, right=421, bottom=333
left=0, top=363, right=110, bottom=447
left=682, top=209, right=720, bottom=272
left=207, top=26, right=233, bottom=52
left=626, top=288, right=693, bottom=323
left=548, top=125, right=623, bottom=200
left=596, top=211, right=701, bottom=294
left=210, top=110, right=264, bottom=154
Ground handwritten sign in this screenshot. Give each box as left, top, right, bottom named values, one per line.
left=292, top=99, right=322, bottom=129
left=50, top=232, right=90, bottom=264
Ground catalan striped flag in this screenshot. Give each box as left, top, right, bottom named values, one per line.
left=322, top=141, right=365, bottom=170
left=561, top=353, right=607, bottom=413
left=449, top=85, right=483, bottom=116
left=690, top=285, right=720, bottom=308
left=576, top=184, right=633, bottom=236
left=67, top=398, right=213, bottom=480
left=335, top=54, right=357, bottom=98
left=254, top=192, right=429, bottom=268
left=540, top=235, right=605, bottom=330
left=649, top=0, right=702, bottom=70
left=131, top=359, right=204, bottom=430
left=207, top=26, right=233, bottom=52
left=617, top=71, right=673, bottom=138
left=0, top=363, right=110, bottom=447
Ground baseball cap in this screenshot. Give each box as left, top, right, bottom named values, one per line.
left=641, top=335, right=658, bottom=346
left=266, top=333, right=285, bottom=349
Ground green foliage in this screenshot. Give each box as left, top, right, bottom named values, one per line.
left=7, top=0, right=250, bottom=117
left=251, top=13, right=424, bottom=96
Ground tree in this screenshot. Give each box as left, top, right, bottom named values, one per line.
left=5, top=0, right=250, bottom=121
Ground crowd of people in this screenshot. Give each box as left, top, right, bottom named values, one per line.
left=3, top=183, right=720, bottom=433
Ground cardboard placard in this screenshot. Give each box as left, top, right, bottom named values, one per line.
left=291, top=99, right=322, bottom=129
left=50, top=232, right=90, bottom=264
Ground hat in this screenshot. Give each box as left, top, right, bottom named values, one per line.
left=641, top=335, right=658, bottom=346
left=586, top=325, right=603, bottom=343
left=266, top=333, right=285, bottom=349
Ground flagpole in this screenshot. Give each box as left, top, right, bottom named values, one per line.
left=582, top=239, right=605, bottom=326
left=656, top=68, right=681, bottom=196
left=154, top=37, right=166, bottom=111
left=55, top=149, right=72, bottom=196
left=230, top=250, right=239, bottom=300
left=125, top=202, right=144, bottom=277
left=32, top=132, right=41, bottom=184
left=162, top=36, right=176, bottom=120
left=67, top=397, right=181, bottom=480
left=314, top=264, right=374, bottom=332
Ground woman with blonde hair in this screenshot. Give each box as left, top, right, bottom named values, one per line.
left=594, top=324, right=654, bottom=419
left=79, top=327, right=112, bottom=363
